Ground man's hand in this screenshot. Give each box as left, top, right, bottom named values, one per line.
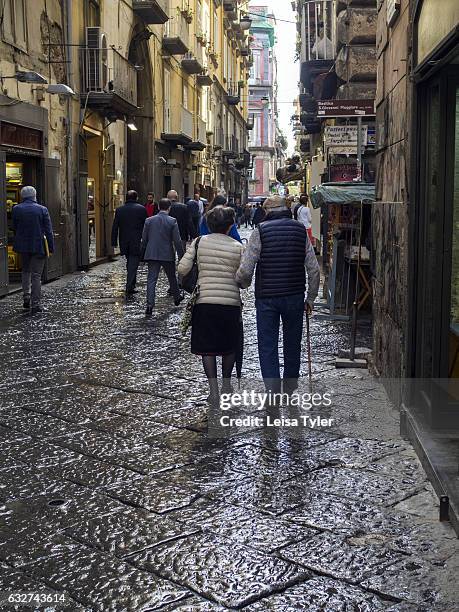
left=304, top=301, right=313, bottom=316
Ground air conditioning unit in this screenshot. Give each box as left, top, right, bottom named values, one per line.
left=85, top=26, right=109, bottom=91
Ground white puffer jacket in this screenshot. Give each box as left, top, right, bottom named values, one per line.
left=178, top=234, right=243, bottom=306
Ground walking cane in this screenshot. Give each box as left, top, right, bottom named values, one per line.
left=306, top=310, right=313, bottom=393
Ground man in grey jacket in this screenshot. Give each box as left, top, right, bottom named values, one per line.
left=141, top=198, right=185, bottom=317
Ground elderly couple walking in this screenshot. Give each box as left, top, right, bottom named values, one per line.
left=179, top=195, right=320, bottom=403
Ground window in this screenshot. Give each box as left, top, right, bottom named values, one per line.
left=183, top=80, right=189, bottom=109
left=164, top=67, right=171, bottom=132
left=213, top=10, right=220, bottom=53
left=2, top=0, right=27, bottom=50
left=86, top=0, right=100, bottom=27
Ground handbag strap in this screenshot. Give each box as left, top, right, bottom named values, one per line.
left=193, top=236, right=202, bottom=266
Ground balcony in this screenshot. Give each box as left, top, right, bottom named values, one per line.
left=181, top=51, right=204, bottom=74
left=161, top=105, right=193, bottom=145
left=214, top=127, right=224, bottom=150
left=299, top=0, right=335, bottom=93
left=197, top=70, right=213, bottom=86
left=133, top=0, right=168, bottom=24
left=79, top=47, right=137, bottom=118
left=185, top=117, right=207, bottom=151
left=222, top=135, right=239, bottom=159
left=235, top=149, right=251, bottom=169
left=223, top=0, right=237, bottom=20
left=226, top=83, right=241, bottom=106
left=163, top=11, right=189, bottom=55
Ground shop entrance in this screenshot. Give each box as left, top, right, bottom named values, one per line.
left=86, top=132, right=103, bottom=263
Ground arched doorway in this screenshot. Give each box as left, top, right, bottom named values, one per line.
left=127, top=29, right=154, bottom=202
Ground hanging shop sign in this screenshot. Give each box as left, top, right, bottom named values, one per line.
left=1, top=122, right=43, bottom=152
left=329, top=164, right=360, bottom=183
left=324, top=126, right=368, bottom=147
left=318, top=100, right=375, bottom=118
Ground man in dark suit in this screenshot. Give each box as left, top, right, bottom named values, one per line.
left=12, top=185, right=54, bottom=314
left=141, top=198, right=185, bottom=317
left=111, top=190, right=147, bottom=295
left=167, top=189, right=196, bottom=252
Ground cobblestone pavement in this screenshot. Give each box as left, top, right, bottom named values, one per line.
left=1, top=233, right=458, bottom=611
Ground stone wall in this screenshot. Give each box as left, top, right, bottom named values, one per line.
left=373, top=0, right=411, bottom=390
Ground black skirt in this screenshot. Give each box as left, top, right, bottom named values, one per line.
left=191, top=303, right=241, bottom=356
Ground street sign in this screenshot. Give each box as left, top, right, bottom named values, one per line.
left=324, top=125, right=368, bottom=147
left=317, top=100, right=375, bottom=117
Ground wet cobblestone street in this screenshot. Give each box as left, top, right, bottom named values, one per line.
left=1, top=244, right=459, bottom=611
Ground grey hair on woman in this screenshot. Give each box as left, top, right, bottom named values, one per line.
left=206, top=205, right=235, bottom=234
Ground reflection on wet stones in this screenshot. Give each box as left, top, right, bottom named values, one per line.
left=128, top=533, right=310, bottom=608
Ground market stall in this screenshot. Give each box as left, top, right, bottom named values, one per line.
left=310, top=182, right=375, bottom=317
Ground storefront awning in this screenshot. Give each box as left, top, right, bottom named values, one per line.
left=309, top=182, right=376, bottom=209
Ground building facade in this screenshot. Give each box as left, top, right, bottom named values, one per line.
left=247, top=6, right=281, bottom=198
left=374, top=0, right=459, bottom=531
left=0, top=0, right=251, bottom=294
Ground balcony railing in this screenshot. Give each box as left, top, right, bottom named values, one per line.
left=163, top=8, right=189, bottom=55
left=133, top=0, right=168, bottom=24
left=79, top=47, right=137, bottom=111
left=196, top=116, right=206, bottom=144
left=300, top=0, right=335, bottom=63
left=181, top=106, right=193, bottom=140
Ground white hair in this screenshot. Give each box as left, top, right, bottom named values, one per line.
left=21, top=186, right=37, bottom=201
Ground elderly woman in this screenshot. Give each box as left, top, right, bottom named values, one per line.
left=178, top=206, right=243, bottom=403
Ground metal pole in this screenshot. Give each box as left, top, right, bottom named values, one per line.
left=356, top=116, right=362, bottom=182
left=350, top=200, right=364, bottom=360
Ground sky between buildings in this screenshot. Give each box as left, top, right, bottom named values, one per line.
left=249, top=1, right=298, bottom=155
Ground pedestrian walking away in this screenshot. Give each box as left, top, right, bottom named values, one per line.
left=168, top=190, right=196, bottom=252
left=144, top=192, right=158, bottom=217
left=178, top=205, right=244, bottom=405
left=236, top=194, right=320, bottom=395
left=11, top=185, right=54, bottom=314
left=141, top=198, right=185, bottom=317
left=111, top=190, right=147, bottom=296
left=199, top=194, right=242, bottom=242
left=187, top=191, right=202, bottom=238
left=296, top=193, right=313, bottom=242
left=252, top=202, right=266, bottom=227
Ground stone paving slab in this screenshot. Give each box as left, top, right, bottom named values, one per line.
left=166, top=496, right=319, bottom=553
left=64, top=507, right=199, bottom=558
left=0, top=562, right=83, bottom=611
left=128, top=532, right=311, bottom=608
left=244, top=576, right=393, bottom=611
left=21, top=538, right=193, bottom=611
left=103, top=473, right=201, bottom=514
left=278, top=531, right=405, bottom=584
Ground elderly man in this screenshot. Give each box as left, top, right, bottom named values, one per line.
left=12, top=186, right=54, bottom=314
left=141, top=198, right=184, bottom=317
left=111, top=190, right=147, bottom=296
left=167, top=190, right=195, bottom=252
left=236, top=195, right=320, bottom=394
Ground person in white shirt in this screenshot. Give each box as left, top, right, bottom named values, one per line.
left=296, top=194, right=313, bottom=242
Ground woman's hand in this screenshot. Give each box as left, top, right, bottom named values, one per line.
left=304, top=301, right=313, bottom=316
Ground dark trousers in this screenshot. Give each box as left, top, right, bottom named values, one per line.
left=21, top=253, right=46, bottom=307
left=256, top=293, right=305, bottom=391
left=147, top=260, right=180, bottom=307
left=126, top=255, right=140, bottom=292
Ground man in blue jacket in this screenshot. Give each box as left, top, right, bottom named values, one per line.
left=111, top=190, right=147, bottom=296
left=12, top=186, right=54, bottom=314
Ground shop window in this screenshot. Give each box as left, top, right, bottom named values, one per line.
left=2, top=0, right=27, bottom=51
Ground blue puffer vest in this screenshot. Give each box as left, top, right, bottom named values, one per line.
left=255, top=210, right=307, bottom=299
